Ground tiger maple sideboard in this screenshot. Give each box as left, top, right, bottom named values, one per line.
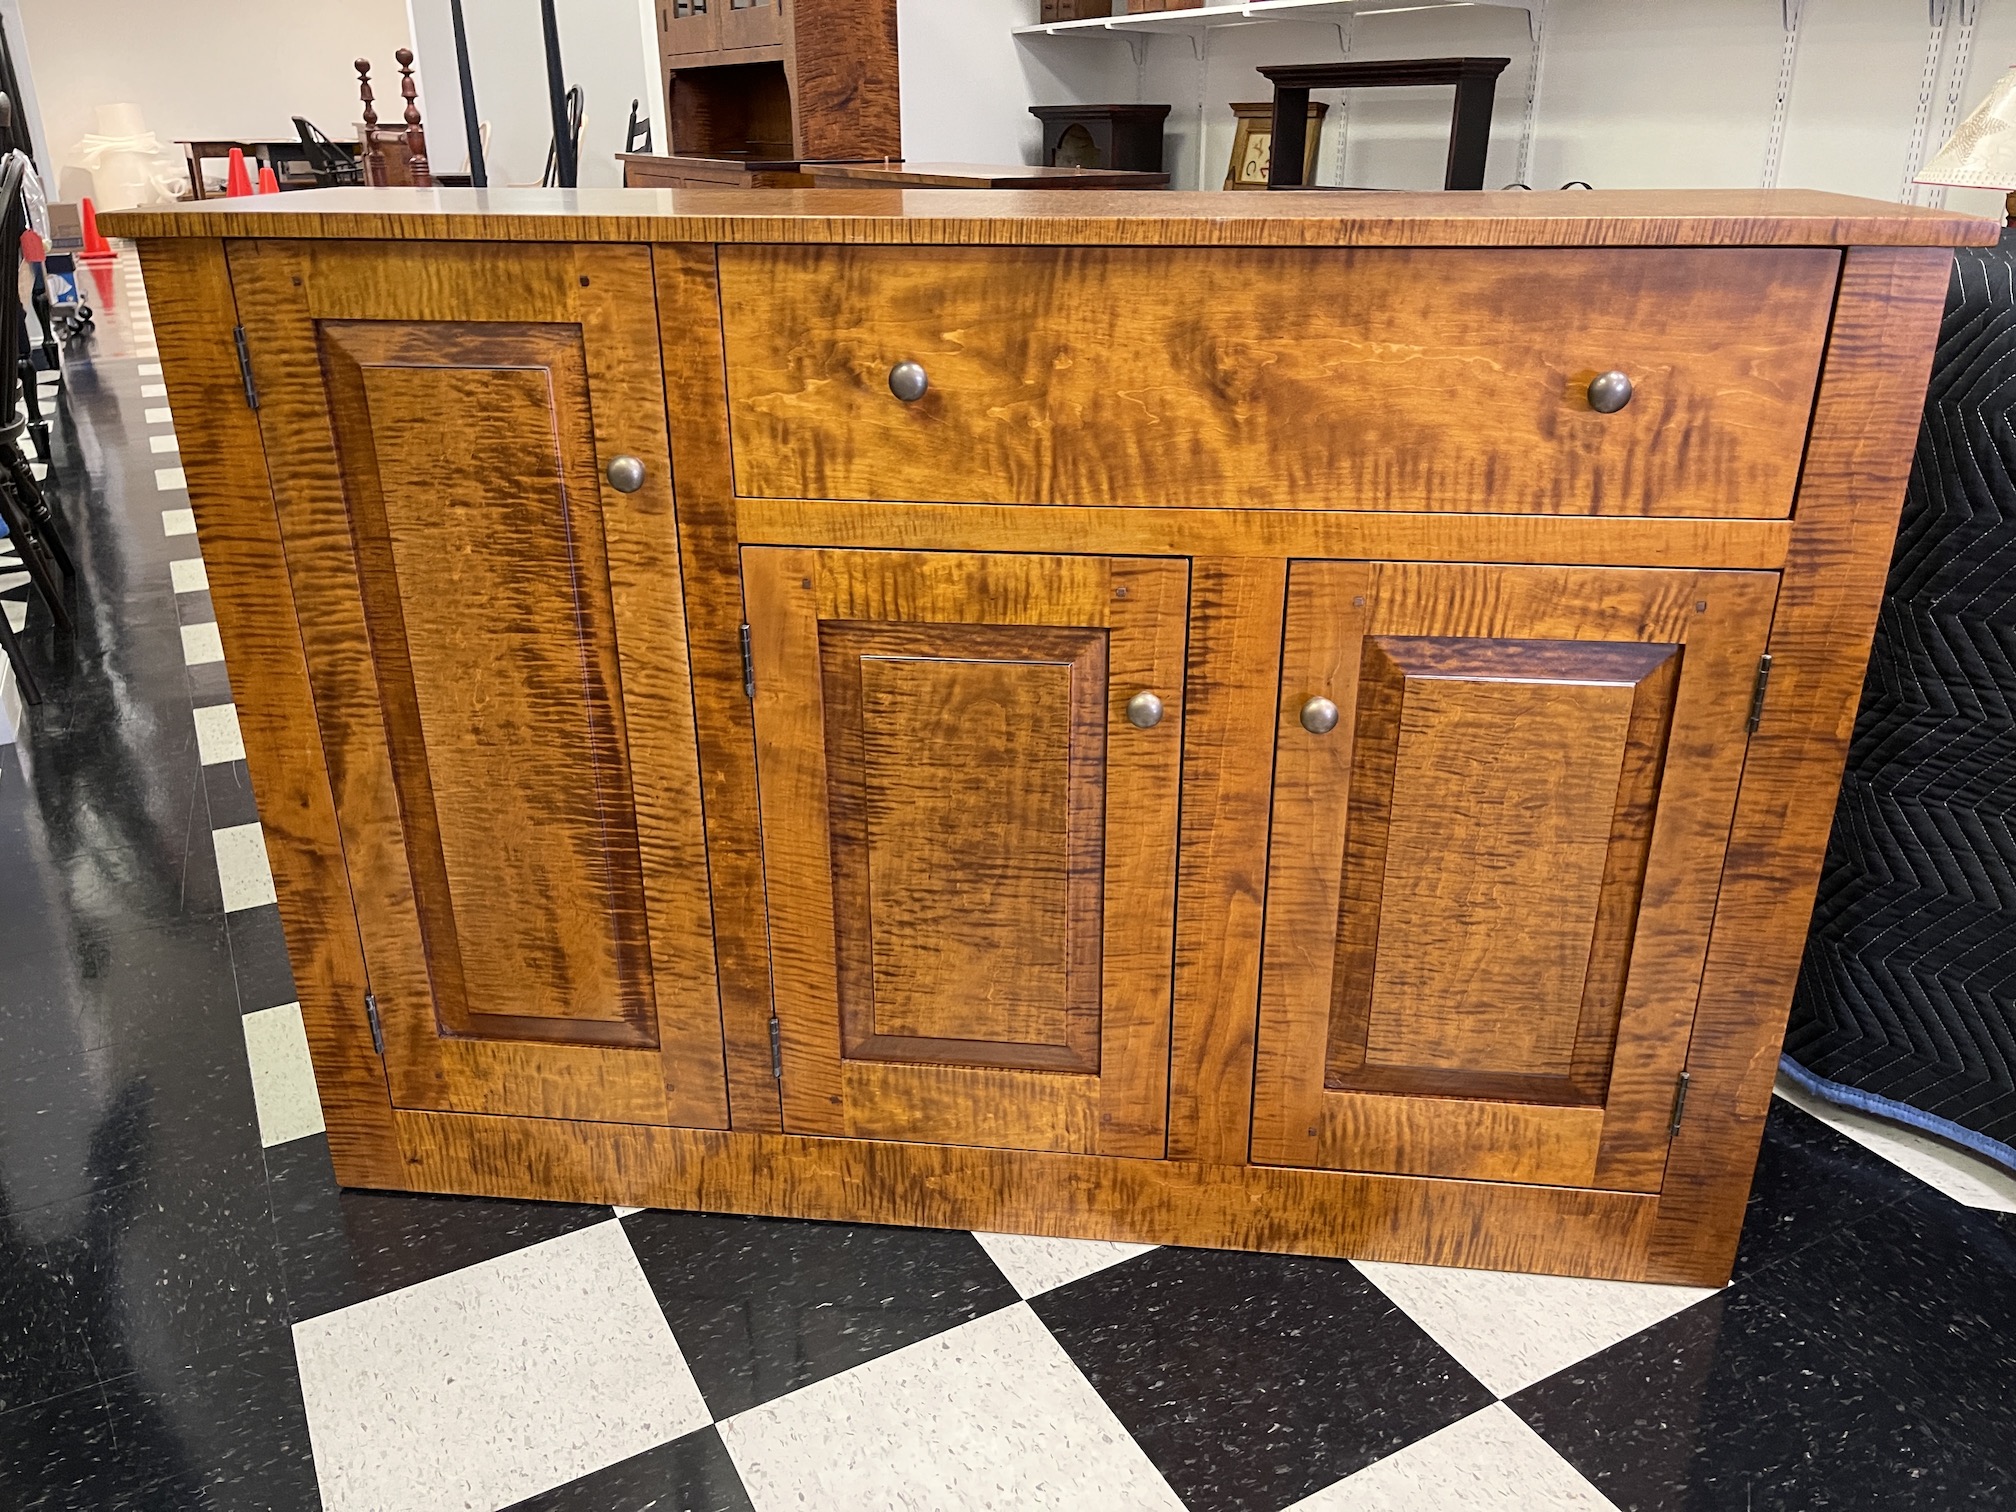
left=104, top=187, right=1992, bottom=1287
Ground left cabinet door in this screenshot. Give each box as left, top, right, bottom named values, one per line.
left=229, top=241, right=726, bottom=1128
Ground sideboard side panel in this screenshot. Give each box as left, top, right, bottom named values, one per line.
left=139, top=235, right=404, bottom=1186
left=1647, top=245, right=1955, bottom=1283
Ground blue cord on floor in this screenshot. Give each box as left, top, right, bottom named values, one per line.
left=1778, top=1052, right=2016, bottom=1175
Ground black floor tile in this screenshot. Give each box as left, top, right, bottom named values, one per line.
left=100, top=1326, right=320, bottom=1512
left=623, top=1209, right=1019, bottom=1418
left=504, top=1425, right=753, bottom=1512
left=264, top=1133, right=610, bottom=1323
left=1510, top=1278, right=2016, bottom=1511
left=0, top=1200, right=98, bottom=1414
left=1732, top=1096, right=1918, bottom=1282
left=0, top=1383, right=165, bottom=1511
left=224, top=905, right=298, bottom=1015
left=1031, top=1244, right=1493, bottom=1512
left=0, top=912, right=237, bottom=1067
left=37, top=1149, right=285, bottom=1379
left=201, top=759, right=261, bottom=832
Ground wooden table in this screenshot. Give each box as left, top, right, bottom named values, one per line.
left=103, top=186, right=1989, bottom=1286
left=619, top=153, right=821, bottom=189
left=806, top=161, right=1170, bottom=189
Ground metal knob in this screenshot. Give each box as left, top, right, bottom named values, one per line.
left=889, top=361, right=929, bottom=403
left=1125, top=690, right=1163, bottom=729
left=1300, top=696, right=1340, bottom=735
left=1587, top=370, right=1633, bottom=414
left=606, top=455, right=646, bottom=493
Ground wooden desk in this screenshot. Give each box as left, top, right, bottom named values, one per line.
left=103, top=187, right=1989, bottom=1286
left=807, top=161, right=1170, bottom=189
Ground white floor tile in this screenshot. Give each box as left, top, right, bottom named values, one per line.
left=244, top=1002, right=325, bottom=1146
left=180, top=621, right=225, bottom=666
left=1774, top=1078, right=2016, bottom=1213
left=295, top=1221, right=708, bottom=1512
left=150, top=432, right=179, bottom=453
left=0, top=571, right=25, bottom=595
left=1286, top=1404, right=1620, bottom=1511
left=193, top=701, right=244, bottom=765
left=1351, top=1261, right=1715, bottom=1399
left=721, top=1302, right=1184, bottom=1512
left=28, top=462, right=45, bottom=481
left=145, top=406, right=174, bottom=424
left=169, top=556, right=209, bottom=594
left=213, top=821, right=277, bottom=912
left=3, top=600, right=22, bottom=633
left=161, top=507, right=197, bottom=537
left=138, top=362, right=163, bottom=376
left=972, top=1232, right=1156, bottom=1299
left=142, top=383, right=168, bottom=398
left=155, top=465, right=187, bottom=491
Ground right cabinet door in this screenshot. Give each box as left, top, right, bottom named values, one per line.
left=1252, top=561, right=1778, bottom=1192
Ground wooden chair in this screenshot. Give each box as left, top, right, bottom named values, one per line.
left=625, top=98, right=651, bottom=155
left=542, top=87, right=583, bottom=188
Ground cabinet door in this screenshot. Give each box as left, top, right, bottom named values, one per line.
left=745, top=548, right=1186, bottom=1157
left=230, top=241, right=725, bottom=1128
left=1253, top=562, right=1777, bottom=1191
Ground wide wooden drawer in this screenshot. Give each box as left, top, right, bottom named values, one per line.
left=719, top=244, right=1839, bottom=517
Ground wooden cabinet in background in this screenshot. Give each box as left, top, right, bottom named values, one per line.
left=111, top=187, right=1989, bottom=1288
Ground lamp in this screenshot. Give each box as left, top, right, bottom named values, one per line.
left=1917, top=65, right=2016, bottom=226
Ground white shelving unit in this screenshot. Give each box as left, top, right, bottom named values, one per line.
left=1014, top=0, right=1546, bottom=190
left=1012, top=0, right=1536, bottom=47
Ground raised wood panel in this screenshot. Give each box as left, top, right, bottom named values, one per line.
left=720, top=245, right=1838, bottom=517
left=825, top=623, right=1106, bottom=1073
left=746, top=548, right=1185, bottom=1156
left=317, top=324, right=652, bottom=1048
left=1254, top=562, right=1778, bottom=1190
left=228, top=239, right=726, bottom=1128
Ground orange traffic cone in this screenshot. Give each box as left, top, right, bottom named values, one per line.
left=257, top=165, right=280, bottom=195
left=79, top=197, right=115, bottom=261
left=225, top=147, right=254, bottom=197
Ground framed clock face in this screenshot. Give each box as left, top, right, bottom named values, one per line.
left=1224, top=100, right=1328, bottom=191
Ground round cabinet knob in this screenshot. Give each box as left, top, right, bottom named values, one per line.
left=1587, top=370, right=1634, bottom=414
left=605, top=455, right=646, bottom=493
left=1299, top=696, right=1340, bottom=735
left=1125, top=690, right=1164, bottom=729
left=889, top=360, right=929, bottom=403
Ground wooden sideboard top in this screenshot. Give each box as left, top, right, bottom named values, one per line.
left=101, top=185, right=1997, bottom=248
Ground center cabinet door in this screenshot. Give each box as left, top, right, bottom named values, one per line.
left=1252, top=561, right=1778, bottom=1192
left=744, top=549, right=1187, bottom=1157
left=229, top=241, right=727, bottom=1128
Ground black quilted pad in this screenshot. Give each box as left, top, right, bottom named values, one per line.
left=1785, top=232, right=2016, bottom=1170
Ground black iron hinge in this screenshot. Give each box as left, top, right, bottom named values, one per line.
left=1668, top=1070, right=1692, bottom=1138
left=363, top=991, right=385, bottom=1057
left=740, top=623, right=755, bottom=699
left=768, top=1016, right=783, bottom=1079
left=233, top=325, right=260, bottom=410
left=1746, top=652, right=1774, bottom=734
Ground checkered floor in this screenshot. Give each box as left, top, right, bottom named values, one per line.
left=5, top=250, right=2016, bottom=1511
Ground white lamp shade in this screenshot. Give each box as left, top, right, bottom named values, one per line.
left=1920, top=66, right=2016, bottom=189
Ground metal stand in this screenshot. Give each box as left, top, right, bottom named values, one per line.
left=1261, top=58, right=1510, bottom=192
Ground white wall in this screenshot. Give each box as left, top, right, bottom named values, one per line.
left=18, top=0, right=412, bottom=202
left=405, top=0, right=658, bottom=188
left=901, top=0, right=2016, bottom=222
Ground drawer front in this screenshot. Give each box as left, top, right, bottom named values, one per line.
left=720, top=245, right=1838, bottom=518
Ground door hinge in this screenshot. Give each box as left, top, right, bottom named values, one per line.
left=1668, top=1070, right=1692, bottom=1138
left=233, top=325, right=260, bottom=410
left=1746, top=652, right=1774, bottom=734
left=363, top=991, right=385, bottom=1057
left=739, top=623, right=755, bottom=699
left=768, top=1016, right=783, bottom=1079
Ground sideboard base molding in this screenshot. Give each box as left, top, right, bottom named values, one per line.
left=387, top=1110, right=1687, bottom=1284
